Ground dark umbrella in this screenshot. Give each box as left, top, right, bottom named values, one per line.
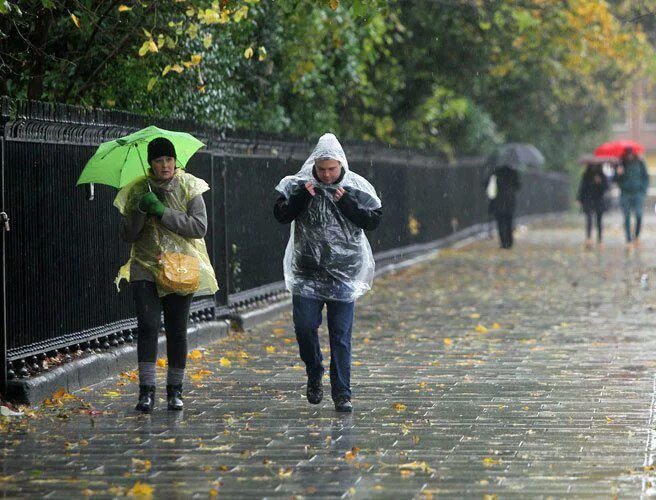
left=578, top=154, right=618, bottom=166
left=486, top=143, right=545, bottom=169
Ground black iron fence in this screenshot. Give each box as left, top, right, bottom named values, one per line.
left=0, top=98, right=569, bottom=391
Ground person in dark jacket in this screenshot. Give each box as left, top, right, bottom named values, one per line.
left=615, top=147, right=649, bottom=249
left=273, top=133, right=382, bottom=413
left=485, top=165, right=521, bottom=249
left=577, top=163, right=609, bottom=249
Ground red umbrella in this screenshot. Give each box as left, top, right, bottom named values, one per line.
left=594, top=140, right=645, bottom=158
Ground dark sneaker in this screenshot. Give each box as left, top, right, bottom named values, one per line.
left=306, top=376, right=323, bottom=404
left=135, top=385, right=156, bottom=413
left=166, top=384, right=183, bottom=411
left=334, top=397, right=352, bottom=413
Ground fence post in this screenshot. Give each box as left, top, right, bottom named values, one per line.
left=210, top=154, right=230, bottom=311
left=221, top=157, right=231, bottom=306
left=0, top=132, right=7, bottom=397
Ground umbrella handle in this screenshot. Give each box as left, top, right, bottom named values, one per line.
left=134, top=144, right=152, bottom=192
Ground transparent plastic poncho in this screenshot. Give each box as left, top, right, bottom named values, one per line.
left=114, top=169, right=219, bottom=297
left=275, top=133, right=381, bottom=302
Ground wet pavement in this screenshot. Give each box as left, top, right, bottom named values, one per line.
left=4, top=213, right=656, bottom=498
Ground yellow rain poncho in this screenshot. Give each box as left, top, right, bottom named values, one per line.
left=114, top=169, right=218, bottom=297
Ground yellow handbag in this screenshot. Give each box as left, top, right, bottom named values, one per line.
left=157, top=252, right=200, bottom=294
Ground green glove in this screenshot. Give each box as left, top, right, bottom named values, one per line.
left=140, top=192, right=165, bottom=217
left=139, top=192, right=158, bottom=212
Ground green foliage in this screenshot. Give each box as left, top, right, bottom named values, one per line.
left=1, top=0, right=654, bottom=168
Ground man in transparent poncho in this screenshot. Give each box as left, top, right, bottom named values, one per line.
left=273, top=133, right=382, bottom=412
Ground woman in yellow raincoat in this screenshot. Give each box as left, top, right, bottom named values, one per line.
left=114, top=137, right=217, bottom=413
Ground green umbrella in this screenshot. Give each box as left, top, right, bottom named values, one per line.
left=76, top=125, right=205, bottom=189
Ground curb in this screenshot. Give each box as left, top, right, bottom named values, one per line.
left=7, top=320, right=230, bottom=405
left=229, top=299, right=292, bottom=332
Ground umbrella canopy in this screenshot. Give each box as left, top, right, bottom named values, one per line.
left=486, top=143, right=545, bottom=169
left=76, top=126, right=205, bottom=188
left=578, top=154, right=618, bottom=166
left=594, top=140, right=645, bottom=158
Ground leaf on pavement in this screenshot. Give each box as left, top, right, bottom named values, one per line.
left=188, top=350, right=203, bottom=360
left=189, top=369, right=212, bottom=381
left=131, top=458, right=152, bottom=472
left=126, top=480, right=153, bottom=498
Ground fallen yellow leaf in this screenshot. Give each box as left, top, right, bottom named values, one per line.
left=156, top=358, right=167, bottom=368
left=131, top=458, right=152, bottom=472
left=399, top=461, right=434, bottom=475
left=188, top=350, right=203, bottom=360
left=443, top=338, right=453, bottom=346
left=120, top=371, right=138, bottom=382
left=265, top=346, right=276, bottom=354
left=189, top=369, right=212, bottom=381
left=126, top=480, right=153, bottom=498
left=219, top=357, right=231, bottom=367
left=393, top=403, right=406, bottom=411
left=51, top=388, right=76, bottom=401
left=277, top=467, right=293, bottom=477
left=475, top=324, right=488, bottom=333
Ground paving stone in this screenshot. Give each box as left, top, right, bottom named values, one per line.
left=3, top=214, right=656, bottom=497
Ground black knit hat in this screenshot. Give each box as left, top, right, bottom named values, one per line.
left=147, top=137, right=176, bottom=162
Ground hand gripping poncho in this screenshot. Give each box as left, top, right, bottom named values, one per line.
left=275, top=134, right=381, bottom=302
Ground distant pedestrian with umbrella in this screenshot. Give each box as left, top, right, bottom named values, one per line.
left=485, top=165, right=521, bottom=249
left=77, top=127, right=218, bottom=413
left=484, top=143, right=539, bottom=250
left=576, top=157, right=609, bottom=250
left=615, top=147, right=649, bottom=250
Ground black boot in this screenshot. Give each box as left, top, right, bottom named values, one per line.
left=166, top=384, right=183, bottom=411
left=306, top=376, right=323, bottom=405
left=135, top=385, right=155, bottom=413
left=334, top=397, right=353, bottom=413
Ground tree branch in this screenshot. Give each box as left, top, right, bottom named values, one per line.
left=62, top=0, right=160, bottom=102
left=59, top=0, right=124, bottom=100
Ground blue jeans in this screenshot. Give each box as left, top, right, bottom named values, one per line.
left=292, top=294, right=354, bottom=401
left=621, top=193, right=645, bottom=242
